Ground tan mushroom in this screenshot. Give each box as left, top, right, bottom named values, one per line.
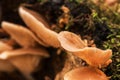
left=19, top=6, right=60, bottom=48
left=0, top=47, right=50, bottom=80
left=1, top=21, right=48, bottom=48
left=73, top=47, right=112, bottom=68
left=58, top=31, right=112, bottom=68
left=64, top=66, right=109, bottom=80
left=58, top=31, right=87, bottom=52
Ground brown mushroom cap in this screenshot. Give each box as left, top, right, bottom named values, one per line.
left=58, top=31, right=87, bottom=52
left=73, top=47, right=112, bottom=68
left=19, top=6, right=60, bottom=48
left=1, top=21, right=48, bottom=48
left=64, top=66, right=108, bottom=80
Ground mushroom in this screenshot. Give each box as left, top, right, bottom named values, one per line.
left=0, top=47, right=50, bottom=80
left=1, top=21, right=48, bottom=48
left=58, top=31, right=87, bottom=52
left=73, top=47, right=112, bottom=68
left=19, top=6, right=60, bottom=48
left=58, top=31, right=112, bottom=68
left=64, top=66, right=109, bottom=80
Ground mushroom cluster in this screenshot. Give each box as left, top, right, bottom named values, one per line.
left=57, top=31, right=112, bottom=80
left=0, top=6, right=59, bottom=80
left=0, top=5, right=112, bottom=80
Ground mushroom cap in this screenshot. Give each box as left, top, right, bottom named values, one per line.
left=73, top=47, right=112, bottom=68
left=1, top=21, right=47, bottom=48
left=64, top=66, right=108, bottom=80
left=58, top=31, right=112, bottom=67
left=58, top=31, right=87, bottom=52
left=19, top=6, right=60, bottom=48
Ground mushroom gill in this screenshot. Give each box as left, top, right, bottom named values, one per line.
left=0, top=47, right=50, bottom=80
left=19, top=6, right=60, bottom=48
left=64, top=66, right=109, bottom=80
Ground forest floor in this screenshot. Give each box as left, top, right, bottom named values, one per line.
left=0, top=0, right=120, bottom=80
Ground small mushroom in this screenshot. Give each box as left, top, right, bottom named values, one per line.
left=1, top=21, right=48, bottom=48
left=73, top=47, right=112, bottom=68
left=0, top=47, right=50, bottom=80
left=19, top=6, right=60, bottom=48
left=64, top=66, right=109, bottom=80
left=58, top=31, right=87, bottom=52
left=58, top=31, right=112, bottom=68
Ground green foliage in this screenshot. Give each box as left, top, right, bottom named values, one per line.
left=103, top=27, right=120, bottom=79
left=103, top=28, right=120, bottom=49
